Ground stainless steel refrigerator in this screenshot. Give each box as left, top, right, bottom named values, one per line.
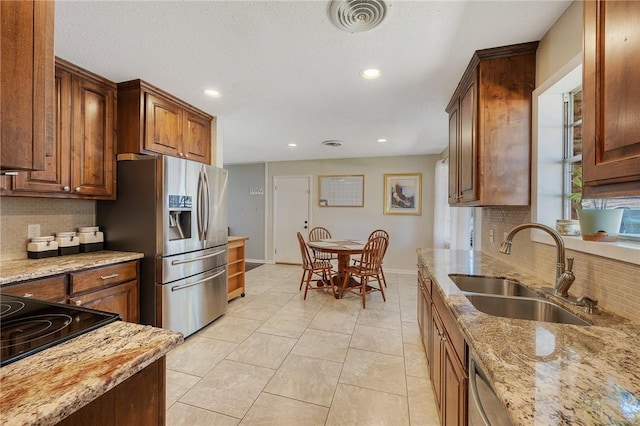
left=97, top=155, right=228, bottom=337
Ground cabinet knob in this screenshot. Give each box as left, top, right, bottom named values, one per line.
left=63, top=186, right=70, bottom=192
left=177, top=152, right=184, bottom=158
left=23, top=293, right=33, bottom=298
left=75, top=300, right=82, bottom=306
left=75, top=187, right=81, bottom=193
left=184, top=153, right=189, bottom=158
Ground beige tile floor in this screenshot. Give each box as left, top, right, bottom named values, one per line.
left=166, top=264, right=440, bottom=426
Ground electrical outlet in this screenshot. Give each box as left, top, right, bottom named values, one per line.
left=489, top=229, right=495, bottom=244
left=28, top=224, right=41, bottom=238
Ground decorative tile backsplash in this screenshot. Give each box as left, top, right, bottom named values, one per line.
left=482, top=206, right=640, bottom=323
left=0, top=197, right=95, bottom=261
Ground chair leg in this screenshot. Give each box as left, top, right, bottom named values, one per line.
left=299, top=270, right=306, bottom=291
left=303, top=270, right=312, bottom=300
left=380, top=267, right=387, bottom=287
left=361, top=276, right=367, bottom=309
left=378, top=275, right=386, bottom=302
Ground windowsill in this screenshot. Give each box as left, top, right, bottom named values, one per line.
left=533, top=232, right=640, bottom=265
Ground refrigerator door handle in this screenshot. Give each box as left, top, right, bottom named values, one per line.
left=171, top=268, right=226, bottom=292
left=196, top=170, right=204, bottom=241
left=202, top=168, right=211, bottom=240
left=170, top=249, right=226, bottom=265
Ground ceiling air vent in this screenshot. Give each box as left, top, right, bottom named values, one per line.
left=329, top=0, right=390, bottom=33
left=322, top=140, right=344, bottom=147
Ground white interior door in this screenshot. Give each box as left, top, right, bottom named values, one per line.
left=274, top=176, right=310, bottom=264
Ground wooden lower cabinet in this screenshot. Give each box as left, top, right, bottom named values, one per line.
left=418, top=267, right=468, bottom=426
left=69, top=280, right=138, bottom=323
left=443, top=341, right=468, bottom=426
left=57, top=357, right=165, bottom=426
left=227, top=236, right=248, bottom=301
left=0, top=260, right=139, bottom=323
left=0, top=274, right=67, bottom=304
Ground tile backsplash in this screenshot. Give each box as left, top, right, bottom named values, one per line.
left=482, top=206, right=640, bottom=323
left=0, top=197, right=95, bottom=261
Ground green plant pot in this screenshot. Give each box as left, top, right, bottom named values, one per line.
left=577, top=209, right=624, bottom=238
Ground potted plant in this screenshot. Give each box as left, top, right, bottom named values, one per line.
left=568, top=166, right=624, bottom=241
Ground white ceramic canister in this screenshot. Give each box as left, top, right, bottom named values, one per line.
left=27, top=236, right=59, bottom=259
left=55, top=231, right=80, bottom=255
left=77, top=226, right=104, bottom=252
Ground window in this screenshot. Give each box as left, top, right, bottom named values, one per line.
left=562, top=88, right=582, bottom=220
left=532, top=54, right=639, bottom=264
left=562, top=88, right=640, bottom=240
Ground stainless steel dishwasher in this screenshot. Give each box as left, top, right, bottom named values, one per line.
left=468, top=357, right=513, bottom=426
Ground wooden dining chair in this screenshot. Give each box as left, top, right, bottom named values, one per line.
left=340, top=236, right=387, bottom=308
left=353, top=229, right=389, bottom=287
left=297, top=232, right=337, bottom=299
left=308, top=226, right=338, bottom=262
left=368, top=229, right=389, bottom=287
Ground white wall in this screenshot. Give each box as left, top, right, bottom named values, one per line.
left=267, top=155, right=439, bottom=272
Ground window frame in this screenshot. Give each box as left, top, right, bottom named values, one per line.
left=531, top=53, right=639, bottom=265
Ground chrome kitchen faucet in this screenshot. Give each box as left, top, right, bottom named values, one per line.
left=499, top=222, right=575, bottom=297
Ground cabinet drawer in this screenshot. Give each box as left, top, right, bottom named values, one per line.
left=1, top=275, right=67, bottom=302
left=70, top=261, right=137, bottom=295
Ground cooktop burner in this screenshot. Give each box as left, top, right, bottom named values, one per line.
left=0, top=294, right=120, bottom=367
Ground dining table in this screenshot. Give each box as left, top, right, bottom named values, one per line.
left=306, top=239, right=367, bottom=286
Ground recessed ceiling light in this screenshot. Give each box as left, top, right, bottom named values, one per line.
left=377, top=138, right=387, bottom=143
left=204, top=89, right=221, bottom=98
left=288, top=143, right=297, bottom=147
left=361, top=68, right=381, bottom=79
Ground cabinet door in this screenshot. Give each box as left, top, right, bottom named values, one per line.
left=458, top=79, right=477, bottom=203
left=71, top=75, right=116, bottom=198
left=183, top=111, right=211, bottom=164
left=144, top=93, right=183, bottom=157
left=0, top=0, right=53, bottom=172
left=13, top=67, right=72, bottom=195
left=431, top=307, right=445, bottom=414
left=583, top=0, right=640, bottom=198
left=70, top=280, right=138, bottom=323
left=443, top=340, right=468, bottom=426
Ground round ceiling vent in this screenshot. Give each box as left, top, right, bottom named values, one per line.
left=329, top=0, right=390, bottom=33
left=322, top=139, right=344, bottom=147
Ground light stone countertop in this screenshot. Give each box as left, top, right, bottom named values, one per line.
left=418, top=248, right=640, bottom=425
left=0, top=251, right=144, bottom=285
left=0, top=321, right=183, bottom=426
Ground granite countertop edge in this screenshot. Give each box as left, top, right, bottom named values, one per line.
left=417, top=248, right=640, bottom=426
left=0, top=251, right=145, bottom=285
left=0, top=321, right=183, bottom=426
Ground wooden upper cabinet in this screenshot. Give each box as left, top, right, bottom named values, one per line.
left=70, top=68, right=116, bottom=198
left=582, top=0, right=640, bottom=198
left=13, top=66, right=72, bottom=194
left=447, top=42, right=537, bottom=206
left=145, top=93, right=183, bottom=157
left=118, top=80, right=214, bottom=165
left=0, top=0, right=54, bottom=172
left=7, top=59, right=116, bottom=200
left=184, top=111, right=214, bottom=163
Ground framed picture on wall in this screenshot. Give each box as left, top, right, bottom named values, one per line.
left=383, top=173, right=422, bottom=215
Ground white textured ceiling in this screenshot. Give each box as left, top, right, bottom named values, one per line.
left=54, top=0, right=571, bottom=165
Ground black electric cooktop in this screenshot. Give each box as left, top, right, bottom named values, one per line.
left=0, top=294, right=120, bottom=367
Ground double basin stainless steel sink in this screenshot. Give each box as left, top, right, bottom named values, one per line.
left=448, top=274, right=590, bottom=326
